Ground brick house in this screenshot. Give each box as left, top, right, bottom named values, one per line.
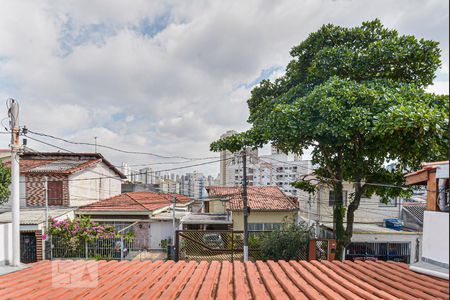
left=0, top=152, right=126, bottom=263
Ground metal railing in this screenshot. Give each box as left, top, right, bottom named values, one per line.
left=345, top=242, right=411, bottom=263
left=175, top=230, right=266, bottom=262
left=46, top=235, right=152, bottom=261
left=175, top=230, right=319, bottom=262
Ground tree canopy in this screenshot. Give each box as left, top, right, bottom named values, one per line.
left=211, top=19, right=448, bottom=257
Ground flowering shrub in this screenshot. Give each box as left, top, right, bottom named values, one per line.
left=47, top=217, right=118, bottom=242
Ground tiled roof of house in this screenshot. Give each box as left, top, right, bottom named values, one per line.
left=206, top=186, right=298, bottom=211
left=78, top=191, right=193, bottom=212
left=405, top=161, right=449, bottom=183
left=0, top=260, right=447, bottom=299
left=4, top=152, right=126, bottom=179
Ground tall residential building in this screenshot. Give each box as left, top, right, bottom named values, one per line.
left=218, top=137, right=312, bottom=197
left=219, top=130, right=237, bottom=186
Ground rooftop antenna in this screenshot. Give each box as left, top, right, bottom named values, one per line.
left=94, top=136, right=98, bottom=153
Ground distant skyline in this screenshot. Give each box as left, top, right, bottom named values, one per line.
left=0, top=0, right=448, bottom=176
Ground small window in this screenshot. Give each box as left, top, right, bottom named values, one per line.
left=329, top=190, right=348, bottom=206
left=47, top=181, right=63, bottom=206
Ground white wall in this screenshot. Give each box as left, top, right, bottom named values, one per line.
left=299, top=183, right=401, bottom=224
left=351, top=233, right=422, bottom=264
left=69, top=163, right=122, bottom=207
left=422, top=211, right=449, bottom=265
left=0, top=223, right=12, bottom=265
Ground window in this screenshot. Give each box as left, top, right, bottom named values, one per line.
left=47, top=181, right=63, bottom=206
left=329, top=190, right=348, bottom=206
left=248, top=223, right=281, bottom=231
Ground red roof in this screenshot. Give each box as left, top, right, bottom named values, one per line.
left=405, top=161, right=449, bottom=178
left=78, top=191, right=193, bottom=212
left=4, top=152, right=127, bottom=178
left=0, top=260, right=447, bottom=299
left=206, top=186, right=298, bottom=211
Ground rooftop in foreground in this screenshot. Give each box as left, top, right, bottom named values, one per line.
left=0, top=260, right=447, bottom=299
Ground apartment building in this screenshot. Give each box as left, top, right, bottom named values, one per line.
left=218, top=139, right=312, bottom=197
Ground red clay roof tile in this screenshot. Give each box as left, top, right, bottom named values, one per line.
left=78, top=191, right=193, bottom=212
left=0, top=260, right=448, bottom=299
left=206, top=186, right=298, bottom=211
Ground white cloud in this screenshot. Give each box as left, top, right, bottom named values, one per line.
left=0, top=0, right=448, bottom=176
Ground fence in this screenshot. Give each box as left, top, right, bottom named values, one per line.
left=46, top=235, right=151, bottom=260
left=175, top=230, right=261, bottom=262
left=345, top=242, right=410, bottom=263
left=175, top=230, right=332, bottom=262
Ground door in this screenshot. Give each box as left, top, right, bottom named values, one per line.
left=20, top=233, right=37, bottom=263
left=150, top=222, right=173, bottom=249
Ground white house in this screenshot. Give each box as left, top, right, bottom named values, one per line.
left=0, top=152, right=126, bottom=263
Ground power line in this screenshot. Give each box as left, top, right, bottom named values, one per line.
left=26, top=129, right=218, bottom=161
left=25, top=135, right=75, bottom=153
left=251, top=153, right=412, bottom=190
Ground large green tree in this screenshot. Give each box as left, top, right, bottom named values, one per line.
left=211, top=20, right=448, bottom=258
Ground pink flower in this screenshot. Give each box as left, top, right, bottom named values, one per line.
left=42, top=234, right=47, bottom=241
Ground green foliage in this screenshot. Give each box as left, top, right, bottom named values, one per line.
left=47, top=216, right=118, bottom=243
left=210, top=19, right=448, bottom=257
left=259, top=222, right=312, bottom=261
left=0, top=162, right=11, bottom=205
left=159, top=238, right=171, bottom=249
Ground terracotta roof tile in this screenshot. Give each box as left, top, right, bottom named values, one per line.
left=78, top=191, right=193, bottom=212
left=0, top=260, right=447, bottom=299
left=206, top=186, right=298, bottom=211
left=4, top=152, right=127, bottom=178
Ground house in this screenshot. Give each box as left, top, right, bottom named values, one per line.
left=76, top=191, right=194, bottom=249
left=0, top=208, right=75, bottom=263
left=204, top=186, right=299, bottom=231
left=405, top=161, right=449, bottom=279
left=2, top=152, right=126, bottom=209
left=297, top=179, right=422, bottom=264
left=0, top=259, right=447, bottom=299
left=0, top=152, right=126, bottom=263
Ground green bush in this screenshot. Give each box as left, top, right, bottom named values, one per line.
left=259, top=222, right=312, bottom=261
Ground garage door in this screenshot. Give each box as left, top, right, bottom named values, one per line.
left=150, top=222, right=174, bottom=249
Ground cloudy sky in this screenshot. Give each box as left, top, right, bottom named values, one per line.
left=0, top=0, right=448, bottom=177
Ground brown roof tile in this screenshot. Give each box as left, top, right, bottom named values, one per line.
left=206, top=186, right=298, bottom=211
left=0, top=260, right=447, bottom=299
left=78, top=191, right=193, bottom=212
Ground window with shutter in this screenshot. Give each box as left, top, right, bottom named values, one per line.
left=47, top=181, right=63, bottom=206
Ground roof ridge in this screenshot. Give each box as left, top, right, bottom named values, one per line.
left=125, top=192, right=152, bottom=212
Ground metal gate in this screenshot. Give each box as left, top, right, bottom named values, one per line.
left=20, top=232, right=37, bottom=263
left=175, top=230, right=263, bottom=262
left=346, top=242, right=411, bottom=263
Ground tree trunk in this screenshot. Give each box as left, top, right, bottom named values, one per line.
left=333, top=180, right=346, bottom=260
left=343, top=181, right=364, bottom=251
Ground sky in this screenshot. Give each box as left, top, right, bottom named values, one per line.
left=0, top=0, right=448, bottom=177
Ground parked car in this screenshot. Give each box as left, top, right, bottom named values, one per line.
left=202, top=233, right=224, bottom=249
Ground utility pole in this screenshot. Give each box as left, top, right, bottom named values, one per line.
left=307, top=194, right=312, bottom=227
left=242, top=150, right=249, bottom=262
left=43, top=176, right=48, bottom=260
left=172, top=195, right=177, bottom=257
left=8, top=98, right=21, bottom=266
